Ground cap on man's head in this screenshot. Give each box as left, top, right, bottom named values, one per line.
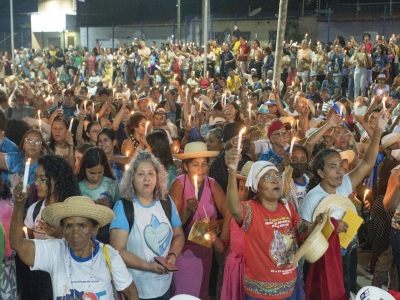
left=223, top=122, right=244, bottom=142
left=310, top=71, right=317, bottom=77
left=267, top=70, right=274, bottom=75
left=267, top=119, right=285, bottom=139
left=250, top=68, right=257, bottom=73
left=137, top=94, right=148, bottom=103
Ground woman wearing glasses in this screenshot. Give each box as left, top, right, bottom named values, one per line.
left=0, top=129, right=51, bottom=192
left=224, top=151, right=320, bottom=300
left=21, top=154, right=81, bottom=300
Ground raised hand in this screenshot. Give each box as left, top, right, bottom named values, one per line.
left=224, top=148, right=240, bottom=173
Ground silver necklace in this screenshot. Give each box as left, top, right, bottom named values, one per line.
left=67, top=241, right=95, bottom=300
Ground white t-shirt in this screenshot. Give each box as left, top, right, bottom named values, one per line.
left=32, top=239, right=132, bottom=299
left=299, top=174, right=353, bottom=222
left=293, top=175, right=309, bottom=208
left=24, top=200, right=49, bottom=240
left=207, top=51, right=216, bottom=62
left=110, top=198, right=182, bottom=299
left=139, top=47, right=151, bottom=68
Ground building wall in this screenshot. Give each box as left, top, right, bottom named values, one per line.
left=38, top=0, right=75, bottom=13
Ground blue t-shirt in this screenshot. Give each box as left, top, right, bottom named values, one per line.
left=79, top=176, right=121, bottom=207
left=0, top=137, right=18, bottom=154
left=110, top=154, right=125, bottom=184
left=299, top=174, right=352, bottom=223
left=258, top=148, right=283, bottom=169
left=4, top=152, right=38, bottom=193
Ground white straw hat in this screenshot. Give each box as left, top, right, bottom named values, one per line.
left=42, top=196, right=115, bottom=228
left=173, top=142, right=219, bottom=160
left=236, top=161, right=254, bottom=180
left=312, top=194, right=357, bottom=222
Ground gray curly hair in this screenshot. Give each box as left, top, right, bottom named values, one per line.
left=119, top=150, right=169, bottom=201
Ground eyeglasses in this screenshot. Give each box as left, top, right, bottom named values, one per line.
left=35, top=175, right=48, bottom=184
left=332, top=132, right=350, bottom=137
left=90, top=130, right=100, bottom=134
left=25, top=138, right=42, bottom=145
left=272, top=132, right=288, bottom=138
left=264, top=173, right=283, bottom=182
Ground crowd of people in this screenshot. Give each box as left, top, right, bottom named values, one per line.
left=0, top=25, right=400, bottom=300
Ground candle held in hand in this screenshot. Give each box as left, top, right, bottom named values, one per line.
left=289, top=138, right=297, bottom=154
left=22, top=158, right=31, bottom=193
left=194, top=175, right=198, bottom=198
left=237, top=128, right=245, bottom=154
left=68, top=118, right=73, bottom=131
left=363, top=189, right=369, bottom=203
left=145, top=121, right=150, bottom=135
left=23, top=227, right=28, bottom=239
left=248, top=104, right=251, bottom=119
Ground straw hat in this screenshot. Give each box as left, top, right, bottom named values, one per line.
left=293, top=213, right=329, bottom=265
left=299, top=97, right=315, bottom=117
left=236, top=161, right=254, bottom=180
left=312, top=194, right=357, bottom=222
left=173, top=142, right=219, bottom=160
left=380, top=133, right=400, bottom=151
left=194, top=95, right=212, bottom=110
left=280, top=116, right=296, bottom=126
left=256, top=104, right=271, bottom=115
left=41, top=196, right=115, bottom=228
left=208, top=117, right=226, bottom=129
left=338, top=150, right=355, bottom=164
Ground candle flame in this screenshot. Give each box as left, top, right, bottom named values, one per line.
left=194, top=174, right=197, bottom=182
left=204, top=233, right=210, bottom=240
left=240, top=128, right=246, bottom=134
left=365, top=189, right=369, bottom=194
left=125, top=165, right=129, bottom=171
left=27, top=158, right=31, bottom=163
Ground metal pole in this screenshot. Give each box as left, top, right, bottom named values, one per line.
left=63, top=30, right=65, bottom=50
left=234, top=14, right=237, bottom=25
left=141, top=23, right=143, bottom=40
left=173, top=21, right=176, bottom=44
left=10, top=0, right=15, bottom=72
left=177, top=0, right=181, bottom=42
left=302, top=0, right=305, bottom=16
left=327, top=8, right=331, bottom=44
left=383, top=5, right=387, bottom=37
left=185, top=15, right=188, bottom=44
left=203, top=0, right=209, bottom=77
left=390, top=0, right=392, bottom=16
left=41, top=31, right=44, bottom=49
left=210, top=14, right=214, bottom=40
left=21, top=29, right=23, bottom=47
left=112, top=23, right=114, bottom=50
left=87, top=27, right=89, bottom=49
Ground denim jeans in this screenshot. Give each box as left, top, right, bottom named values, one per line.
left=391, top=227, right=400, bottom=281
left=354, top=67, right=367, bottom=98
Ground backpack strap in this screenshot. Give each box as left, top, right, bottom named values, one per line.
left=32, top=200, right=45, bottom=222
left=160, top=196, right=172, bottom=224
left=121, top=198, right=134, bottom=233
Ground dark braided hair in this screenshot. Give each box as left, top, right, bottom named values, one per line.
left=38, top=155, right=81, bottom=203
left=307, top=148, right=340, bottom=192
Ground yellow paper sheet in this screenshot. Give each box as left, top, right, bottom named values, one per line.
left=188, top=220, right=211, bottom=248
left=339, top=210, right=363, bottom=249
left=321, top=209, right=334, bottom=240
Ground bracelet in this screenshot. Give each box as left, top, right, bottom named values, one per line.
left=167, top=252, right=177, bottom=258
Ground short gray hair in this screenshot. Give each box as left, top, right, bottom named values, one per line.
left=119, top=151, right=169, bottom=201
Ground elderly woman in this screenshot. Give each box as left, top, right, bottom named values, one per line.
left=170, top=142, right=227, bottom=299
left=110, top=151, right=184, bottom=300
left=224, top=149, right=320, bottom=300
left=10, top=190, right=139, bottom=299
left=300, top=109, right=387, bottom=297
left=0, top=129, right=51, bottom=192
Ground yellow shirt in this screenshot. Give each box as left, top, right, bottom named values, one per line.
left=227, top=75, right=241, bottom=93
left=233, top=41, right=240, bottom=56
left=212, top=46, right=222, bottom=66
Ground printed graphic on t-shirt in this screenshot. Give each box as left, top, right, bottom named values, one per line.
left=56, top=288, right=107, bottom=300
left=144, top=214, right=172, bottom=256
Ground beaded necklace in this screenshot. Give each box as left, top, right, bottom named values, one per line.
left=65, top=241, right=94, bottom=300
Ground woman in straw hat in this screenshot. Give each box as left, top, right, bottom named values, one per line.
left=363, top=132, right=400, bottom=283
left=300, top=109, right=388, bottom=296
left=10, top=186, right=139, bottom=300
left=110, top=151, right=184, bottom=300
left=224, top=148, right=322, bottom=300
left=169, top=142, right=227, bottom=299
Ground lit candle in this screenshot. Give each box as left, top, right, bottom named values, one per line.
left=204, top=233, right=210, bottom=241
left=39, top=119, right=42, bottom=132
left=194, top=174, right=198, bottom=198
left=376, top=34, right=379, bottom=41
left=316, top=103, right=320, bottom=110
left=22, top=158, right=31, bottom=193
left=126, top=151, right=129, bottom=157
left=383, top=97, right=386, bottom=110
left=125, top=164, right=129, bottom=171
left=96, top=113, right=99, bottom=121
left=145, top=120, right=150, bottom=135
left=84, top=100, right=87, bottom=110
left=69, top=118, right=73, bottom=131
left=300, top=82, right=303, bottom=91
left=297, top=119, right=299, bottom=129
left=309, top=39, right=311, bottom=46
left=305, top=33, right=308, bottom=39
left=363, top=189, right=369, bottom=203
left=38, top=110, right=41, bottom=119
left=248, top=104, right=251, bottom=119
left=76, top=104, right=79, bottom=111
left=23, top=227, right=28, bottom=239
left=237, top=128, right=245, bottom=154
left=289, top=138, right=297, bottom=155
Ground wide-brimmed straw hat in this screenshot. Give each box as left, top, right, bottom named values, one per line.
left=299, top=97, right=315, bottom=117
left=173, top=142, right=219, bottom=160
left=312, top=194, right=357, bottom=222
left=338, top=149, right=356, bottom=164
left=236, top=161, right=254, bottom=180
left=380, top=133, right=400, bottom=151
left=293, top=213, right=329, bottom=265
left=41, top=196, right=115, bottom=228
left=194, top=95, right=212, bottom=110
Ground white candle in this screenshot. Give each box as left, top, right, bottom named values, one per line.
left=363, top=189, right=369, bottom=202
left=38, top=110, right=41, bottom=119
left=126, top=151, right=129, bottom=157
left=84, top=100, right=87, bottom=110
left=194, top=174, right=198, bottom=198
left=200, top=100, right=203, bottom=111
left=125, top=164, right=129, bottom=171
left=68, top=118, right=73, bottom=131
left=39, top=119, right=42, bottom=132
left=382, top=97, right=386, bottom=110
left=237, top=128, right=245, bottom=154
left=305, top=33, right=308, bottom=39
left=317, top=103, right=320, bottom=110
left=23, top=227, right=28, bottom=239
left=96, top=113, right=99, bottom=121
left=248, top=104, right=251, bottom=119
left=289, top=138, right=297, bottom=155
left=22, top=158, right=31, bottom=193
left=376, top=34, right=379, bottom=41
left=145, top=121, right=150, bottom=135
left=76, top=104, right=79, bottom=111
left=297, top=119, right=299, bottom=130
